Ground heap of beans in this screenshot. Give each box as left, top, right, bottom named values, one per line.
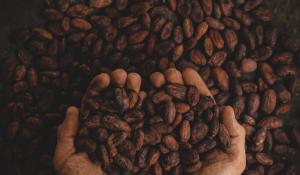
left=0, top=0, right=299, bottom=175
left=77, top=68, right=231, bottom=174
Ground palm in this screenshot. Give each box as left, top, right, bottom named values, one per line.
left=195, top=107, right=246, bottom=175
left=53, top=107, right=105, bottom=175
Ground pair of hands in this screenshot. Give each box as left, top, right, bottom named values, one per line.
left=53, top=71, right=246, bottom=175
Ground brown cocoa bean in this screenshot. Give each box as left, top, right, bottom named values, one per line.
left=162, top=152, right=180, bottom=171
left=114, top=154, right=133, bottom=171
left=195, top=21, right=208, bottom=40
left=163, top=135, right=179, bottom=151
left=180, top=120, right=191, bottom=143
left=191, top=121, right=209, bottom=144
left=103, top=115, right=131, bottom=132
left=98, top=144, right=110, bottom=168
left=253, top=128, right=267, bottom=146
left=261, top=89, right=277, bottom=114
left=252, top=7, right=273, bottom=22
left=224, top=29, right=238, bottom=52
left=209, top=29, right=224, bottom=49
left=255, top=153, right=273, bottom=166
left=213, top=67, right=229, bottom=92
left=260, top=63, right=277, bottom=85
left=241, top=58, right=257, bottom=73
left=183, top=18, right=194, bottom=38
left=208, top=51, right=227, bottom=66
left=165, top=84, right=187, bottom=101
left=202, top=0, right=213, bottom=16
left=247, top=93, right=260, bottom=116
left=148, top=148, right=160, bottom=166
left=71, top=18, right=92, bottom=30
left=203, top=36, right=214, bottom=56
left=189, top=50, right=207, bottom=65
left=222, top=17, right=241, bottom=30
left=90, top=0, right=112, bottom=9
left=206, top=17, right=224, bottom=30
left=164, top=101, right=176, bottom=124
left=67, top=4, right=89, bottom=17
left=234, top=9, right=252, bottom=26
left=258, top=116, right=283, bottom=129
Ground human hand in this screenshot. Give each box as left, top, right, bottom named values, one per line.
left=194, top=106, right=246, bottom=175
left=53, top=106, right=105, bottom=175
left=154, top=68, right=246, bottom=175
left=161, top=68, right=245, bottom=175
left=53, top=69, right=141, bottom=175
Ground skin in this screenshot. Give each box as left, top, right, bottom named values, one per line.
left=53, top=107, right=105, bottom=175
left=54, top=71, right=246, bottom=175
left=194, top=106, right=246, bottom=175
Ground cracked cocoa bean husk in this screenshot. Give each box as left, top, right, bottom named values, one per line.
left=0, top=0, right=299, bottom=174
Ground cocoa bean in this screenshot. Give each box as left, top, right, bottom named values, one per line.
left=247, top=93, right=260, bottom=116
left=165, top=84, right=187, bottom=100
left=258, top=116, right=283, bottom=129
left=191, top=121, right=209, bottom=144
left=213, top=67, right=229, bottom=92
left=180, top=120, right=191, bottom=143
left=261, top=89, right=277, bottom=114
left=253, top=128, right=267, bottom=146
left=255, top=153, right=273, bottom=165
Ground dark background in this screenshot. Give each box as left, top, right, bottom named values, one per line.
left=0, top=0, right=299, bottom=125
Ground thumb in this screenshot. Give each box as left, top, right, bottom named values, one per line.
left=54, top=106, right=79, bottom=171
left=222, top=106, right=246, bottom=161
left=222, top=106, right=242, bottom=137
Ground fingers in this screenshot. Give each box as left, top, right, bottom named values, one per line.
left=54, top=106, right=79, bottom=171
left=165, top=68, right=184, bottom=85
left=182, top=68, right=214, bottom=99
left=86, top=73, right=111, bottom=97
left=150, top=72, right=166, bottom=88
left=80, top=73, right=111, bottom=114
left=127, top=72, right=142, bottom=93
left=150, top=68, right=214, bottom=101
left=111, top=69, right=127, bottom=87
left=222, top=106, right=243, bottom=137
left=58, top=107, right=80, bottom=138
left=222, top=106, right=246, bottom=163
left=81, top=69, right=142, bottom=115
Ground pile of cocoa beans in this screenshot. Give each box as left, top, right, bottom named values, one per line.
left=77, top=68, right=230, bottom=174
left=0, top=0, right=299, bottom=175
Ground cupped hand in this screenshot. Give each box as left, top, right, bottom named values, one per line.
left=53, top=69, right=141, bottom=175
left=194, top=106, right=246, bottom=175
left=53, top=106, right=105, bottom=175
left=182, top=69, right=246, bottom=175
left=181, top=68, right=246, bottom=175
